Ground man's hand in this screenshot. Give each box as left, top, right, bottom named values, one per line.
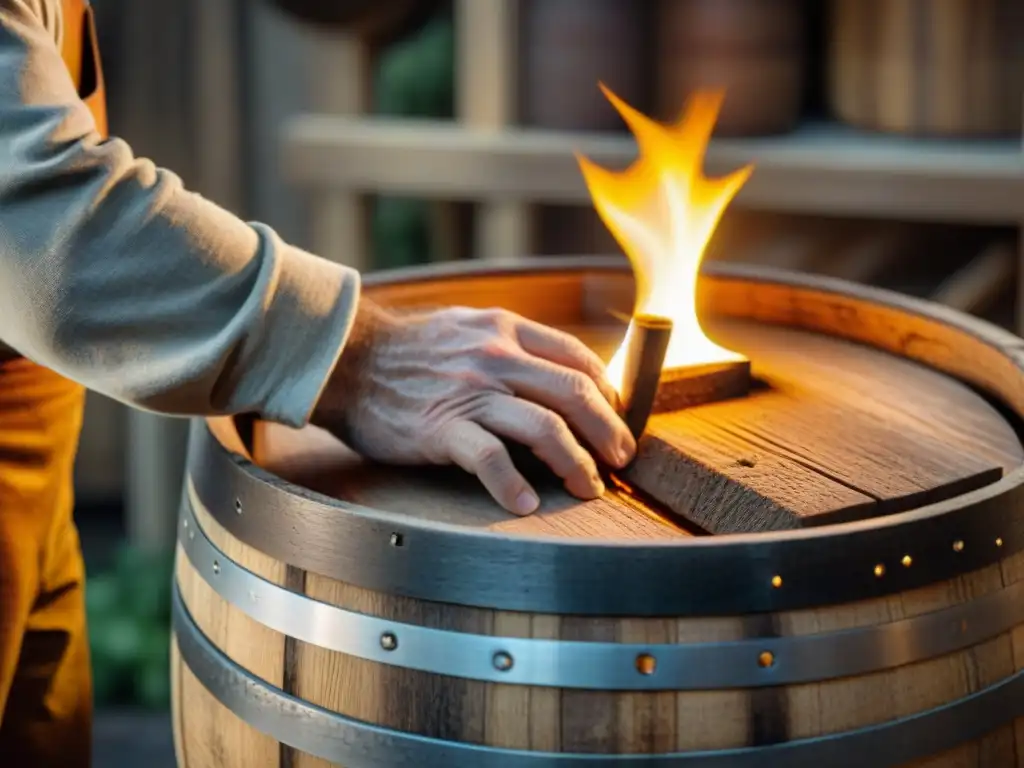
left=312, top=299, right=637, bottom=516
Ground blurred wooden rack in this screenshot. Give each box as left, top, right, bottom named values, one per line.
left=280, top=0, right=1024, bottom=329
left=285, top=117, right=1024, bottom=224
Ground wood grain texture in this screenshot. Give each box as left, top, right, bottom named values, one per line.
left=656, top=0, right=806, bottom=136
left=651, top=359, right=751, bottom=413
left=828, top=0, right=1024, bottom=137
left=346, top=264, right=1021, bottom=534
left=172, top=499, right=1024, bottom=763
left=256, top=315, right=1014, bottom=534
left=171, top=261, right=1024, bottom=764
left=174, top=493, right=288, bottom=768
left=253, top=421, right=688, bottom=540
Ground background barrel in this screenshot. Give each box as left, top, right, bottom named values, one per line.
left=656, top=0, right=807, bottom=135
left=827, top=0, right=1024, bottom=137
left=171, top=261, right=1024, bottom=766
left=518, top=0, right=647, bottom=257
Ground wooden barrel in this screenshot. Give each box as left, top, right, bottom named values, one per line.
left=518, top=0, right=648, bottom=131
left=270, top=0, right=442, bottom=44
left=827, top=0, right=1024, bottom=137
left=656, top=0, right=807, bottom=135
left=171, top=257, right=1024, bottom=766
left=517, top=0, right=648, bottom=257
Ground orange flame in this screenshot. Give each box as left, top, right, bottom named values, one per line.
left=576, top=85, right=753, bottom=394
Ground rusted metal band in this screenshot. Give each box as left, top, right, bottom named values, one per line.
left=180, top=487, right=1024, bottom=690
left=173, top=580, right=1024, bottom=767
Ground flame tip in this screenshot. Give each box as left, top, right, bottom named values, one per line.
left=581, top=86, right=752, bottom=391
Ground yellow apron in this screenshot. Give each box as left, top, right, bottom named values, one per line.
left=0, top=2, right=108, bottom=764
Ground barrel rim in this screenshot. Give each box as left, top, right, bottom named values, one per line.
left=187, top=257, right=1024, bottom=615
left=172, top=579, right=1024, bottom=766
left=179, top=484, right=1024, bottom=689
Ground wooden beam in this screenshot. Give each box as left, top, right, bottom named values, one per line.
left=281, top=117, right=1024, bottom=225
left=931, top=241, right=1016, bottom=315
left=822, top=223, right=918, bottom=284
left=1018, top=225, right=1024, bottom=334
left=305, top=30, right=373, bottom=271
left=456, top=0, right=518, bottom=129
left=456, top=0, right=531, bottom=262
left=193, top=0, right=244, bottom=214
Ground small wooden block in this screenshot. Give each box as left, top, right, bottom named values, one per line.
left=652, top=359, right=751, bottom=413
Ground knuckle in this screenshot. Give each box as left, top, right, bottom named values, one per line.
left=475, top=441, right=510, bottom=471
left=565, top=370, right=597, bottom=400
left=483, top=307, right=517, bottom=333
left=442, top=307, right=474, bottom=324
left=472, top=338, right=518, bottom=372
left=567, top=336, right=595, bottom=360
left=534, top=411, right=570, bottom=443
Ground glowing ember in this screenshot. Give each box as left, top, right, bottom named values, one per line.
left=576, top=85, right=753, bottom=394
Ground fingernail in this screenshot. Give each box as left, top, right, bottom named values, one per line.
left=516, top=490, right=540, bottom=515
left=616, top=439, right=636, bottom=467
left=593, top=477, right=606, bottom=496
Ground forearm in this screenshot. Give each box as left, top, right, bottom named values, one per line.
left=0, top=0, right=359, bottom=426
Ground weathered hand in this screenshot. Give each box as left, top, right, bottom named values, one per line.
left=312, top=299, right=636, bottom=515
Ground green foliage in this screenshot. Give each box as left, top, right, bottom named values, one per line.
left=371, top=9, right=455, bottom=270
left=86, top=544, right=174, bottom=710
left=374, top=12, right=454, bottom=118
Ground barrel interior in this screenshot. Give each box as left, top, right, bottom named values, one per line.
left=172, top=262, right=1024, bottom=767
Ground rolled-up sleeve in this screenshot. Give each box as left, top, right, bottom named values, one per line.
left=0, top=0, right=361, bottom=427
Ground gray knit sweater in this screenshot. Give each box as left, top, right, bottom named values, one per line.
left=0, top=0, right=361, bottom=427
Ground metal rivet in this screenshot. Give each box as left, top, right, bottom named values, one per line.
left=188, top=530, right=195, bottom=540
left=996, top=537, right=1004, bottom=547
left=212, top=560, right=220, bottom=575
left=390, top=533, right=404, bottom=547
left=771, top=575, right=783, bottom=589
left=635, top=653, right=657, bottom=675
left=235, top=499, right=243, bottom=515
left=953, top=540, right=965, bottom=553
left=380, top=632, right=398, bottom=651
left=901, top=555, right=912, bottom=568
left=493, top=651, right=514, bottom=672
left=758, top=651, right=775, bottom=668
left=182, top=518, right=188, bottom=529
left=874, top=563, right=886, bottom=578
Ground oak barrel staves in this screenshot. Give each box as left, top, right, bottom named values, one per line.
left=172, top=259, right=1024, bottom=766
